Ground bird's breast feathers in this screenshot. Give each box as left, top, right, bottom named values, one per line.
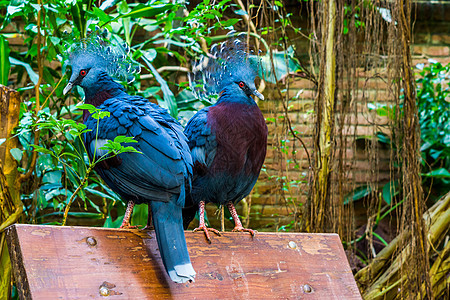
left=206, top=102, right=267, bottom=175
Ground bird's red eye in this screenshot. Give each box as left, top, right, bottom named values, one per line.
left=80, top=69, right=87, bottom=76
left=238, top=81, right=245, bottom=88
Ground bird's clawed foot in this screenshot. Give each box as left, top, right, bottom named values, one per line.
left=141, top=224, right=154, bottom=231
left=232, top=226, right=257, bottom=236
left=193, top=225, right=221, bottom=244
left=119, top=222, right=140, bottom=230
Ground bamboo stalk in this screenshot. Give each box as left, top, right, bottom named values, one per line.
left=356, top=192, right=450, bottom=298
left=421, top=244, right=449, bottom=298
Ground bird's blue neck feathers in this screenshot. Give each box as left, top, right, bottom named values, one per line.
left=83, top=74, right=126, bottom=122
left=84, top=74, right=125, bottom=104
left=216, top=85, right=257, bottom=106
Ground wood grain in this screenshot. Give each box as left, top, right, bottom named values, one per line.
left=6, top=224, right=361, bottom=299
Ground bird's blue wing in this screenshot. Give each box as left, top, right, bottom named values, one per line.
left=184, top=107, right=217, bottom=169
left=85, top=97, right=192, bottom=206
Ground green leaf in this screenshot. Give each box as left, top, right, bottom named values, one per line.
left=88, top=198, right=101, bottom=213
left=9, top=57, right=39, bottom=85
left=121, top=146, right=141, bottom=153
left=0, top=35, right=11, bottom=85
left=66, top=166, right=82, bottom=187
left=274, top=0, right=283, bottom=7
left=144, top=60, right=178, bottom=118
left=429, top=149, right=443, bottom=160
left=372, top=232, right=389, bottom=247
left=10, top=148, right=23, bottom=162
left=382, top=180, right=399, bottom=205
left=203, top=13, right=216, bottom=19
left=99, top=0, right=118, bottom=10
left=129, top=204, right=148, bottom=227
left=92, top=7, right=111, bottom=23
left=151, top=39, right=195, bottom=48
left=251, top=46, right=302, bottom=84
left=99, top=136, right=141, bottom=156
left=77, top=103, right=97, bottom=113
left=33, top=145, right=54, bottom=156
left=70, top=3, right=83, bottom=37
left=422, top=168, right=450, bottom=178
left=117, top=0, right=130, bottom=14
left=43, top=170, right=62, bottom=185
left=118, top=4, right=174, bottom=19
left=234, top=9, right=247, bottom=15
left=376, top=132, right=391, bottom=145
left=113, top=136, right=138, bottom=144
left=95, top=111, right=110, bottom=119
left=85, top=187, right=117, bottom=202
left=142, top=49, right=157, bottom=62
left=219, top=18, right=240, bottom=27
left=420, top=141, right=433, bottom=152
left=61, top=152, right=80, bottom=159
left=344, top=185, right=372, bottom=205
left=6, top=5, right=23, bottom=17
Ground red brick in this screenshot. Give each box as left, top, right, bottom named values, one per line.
left=289, top=78, right=316, bottom=89
left=412, top=45, right=424, bottom=55
left=424, top=46, right=450, bottom=56
left=287, top=88, right=316, bottom=100
left=260, top=99, right=315, bottom=113
left=251, top=204, right=293, bottom=216
left=251, top=194, right=308, bottom=206
left=413, top=56, right=450, bottom=67
left=414, top=33, right=430, bottom=44
left=430, top=34, right=450, bottom=44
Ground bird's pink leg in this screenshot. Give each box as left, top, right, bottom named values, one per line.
left=120, top=200, right=139, bottom=229
left=142, top=204, right=154, bottom=231
left=227, top=201, right=257, bottom=236
left=193, top=200, right=221, bottom=243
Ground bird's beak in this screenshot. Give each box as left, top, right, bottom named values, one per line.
left=252, top=90, right=264, bottom=100
left=63, top=82, right=74, bottom=95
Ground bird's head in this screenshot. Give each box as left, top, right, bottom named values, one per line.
left=223, top=62, right=264, bottom=102
left=63, top=54, right=106, bottom=95
left=189, top=35, right=264, bottom=103
left=63, top=39, right=140, bottom=97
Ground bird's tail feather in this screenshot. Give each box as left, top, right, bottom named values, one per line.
left=182, top=192, right=197, bottom=229
left=150, top=201, right=196, bottom=283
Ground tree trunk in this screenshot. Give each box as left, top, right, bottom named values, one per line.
left=307, top=0, right=336, bottom=233
left=0, top=85, right=22, bottom=300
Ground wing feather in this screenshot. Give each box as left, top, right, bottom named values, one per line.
left=184, top=108, right=216, bottom=168
left=84, top=97, right=192, bottom=204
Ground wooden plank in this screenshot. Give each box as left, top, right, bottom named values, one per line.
left=6, top=224, right=361, bottom=299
